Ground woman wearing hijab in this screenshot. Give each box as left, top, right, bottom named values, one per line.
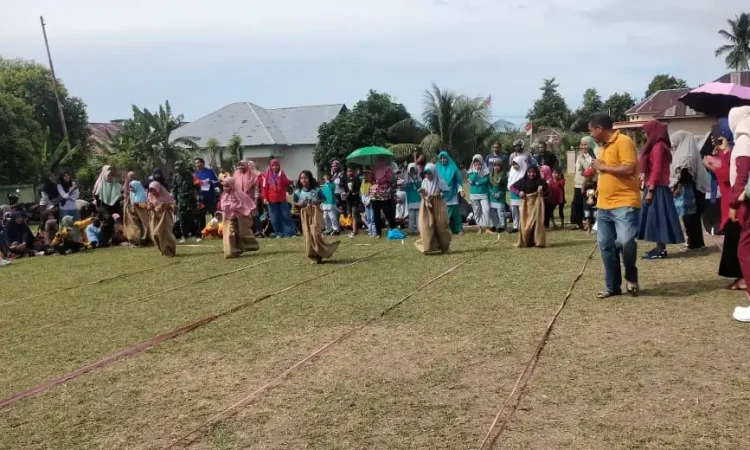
left=436, top=151, right=465, bottom=234
left=572, top=137, right=597, bottom=229
left=93, top=165, right=123, bottom=216
left=670, top=130, right=710, bottom=250
left=507, top=155, right=529, bottom=233
left=220, top=175, right=260, bottom=258
left=52, top=215, right=85, bottom=255
left=152, top=168, right=168, bottom=190
left=510, top=166, right=548, bottom=248
left=235, top=160, right=262, bottom=235
left=261, top=159, right=295, bottom=238
left=147, top=181, right=177, bottom=257
left=4, top=212, right=36, bottom=257
left=367, top=156, right=397, bottom=237
left=727, top=107, right=750, bottom=322
left=293, top=170, right=339, bottom=263
left=467, top=154, right=493, bottom=234
left=39, top=173, right=60, bottom=220
left=488, top=159, right=508, bottom=232
left=330, top=160, right=347, bottom=210
left=706, top=118, right=745, bottom=290
left=57, top=172, right=80, bottom=220
left=413, top=163, right=452, bottom=254
left=123, top=171, right=151, bottom=246
left=637, top=120, right=684, bottom=259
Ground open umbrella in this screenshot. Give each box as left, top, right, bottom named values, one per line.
left=678, top=82, right=750, bottom=118
left=345, top=146, right=395, bottom=166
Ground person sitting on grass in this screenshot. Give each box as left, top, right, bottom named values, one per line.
left=52, top=215, right=86, bottom=255
left=201, top=212, right=224, bottom=239
left=4, top=212, right=36, bottom=258
left=86, top=216, right=104, bottom=248
left=294, top=170, right=339, bottom=264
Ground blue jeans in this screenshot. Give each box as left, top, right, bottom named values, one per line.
left=596, top=207, right=640, bottom=293
left=268, top=202, right=295, bottom=237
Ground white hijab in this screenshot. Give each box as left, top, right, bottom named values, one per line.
left=421, top=163, right=449, bottom=196
left=507, top=155, right=528, bottom=190
left=467, top=154, right=490, bottom=177
left=670, top=130, right=710, bottom=194
left=730, top=106, right=750, bottom=186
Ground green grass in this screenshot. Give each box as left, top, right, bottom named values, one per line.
left=1, top=223, right=749, bottom=450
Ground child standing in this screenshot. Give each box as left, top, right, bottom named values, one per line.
left=321, top=174, right=341, bottom=236
left=582, top=168, right=597, bottom=233
left=294, top=170, right=339, bottom=263
left=488, top=159, right=507, bottom=232
left=405, top=163, right=422, bottom=234
left=507, top=156, right=528, bottom=233
left=147, top=181, right=177, bottom=257
left=394, top=180, right=407, bottom=226
left=510, top=166, right=548, bottom=248
left=360, top=171, right=376, bottom=237
left=467, top=154, right=493, bottom=234
left=540, top=165, right=559, bottom=228
left=550, top=169, right=566, bottom=227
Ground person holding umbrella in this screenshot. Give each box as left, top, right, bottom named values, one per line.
left=346, top=146, right=398, bottom=237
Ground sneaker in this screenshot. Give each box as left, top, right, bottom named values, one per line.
left=348, top=232, right=356, bottom=238
left=36, top=251, right=45, bottom=257
left=195, top=238, right=203, bottom=243
left=733, top=305, right=750, bottom=322
left=0, top=259, right=11, bottom=267
left=642, top=249, right=667, bottom=260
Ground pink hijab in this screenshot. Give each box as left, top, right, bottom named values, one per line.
left=220, top=176, right=257, bottom=219
left=148, top=181, right=175, bottom=209
left=234, top=160, right=259, bottom=196
left=265, top=158, right=289, bottom=186
left=539, top=165, right=552, bottom=184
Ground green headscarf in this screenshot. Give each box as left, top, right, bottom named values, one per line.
left=489, top=162, right=508, bottom=188
left=437, top=151, right=461, bottom=200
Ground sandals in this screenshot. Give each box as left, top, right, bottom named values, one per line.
left=729, top=279, right=747, bottom=291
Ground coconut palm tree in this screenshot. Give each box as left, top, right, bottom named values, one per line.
left=389, top=83, right=492, bottom=166
left=716, top=13, right=750, bottom=71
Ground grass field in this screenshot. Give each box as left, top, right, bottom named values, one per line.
left=1, top=221, right=749, bottom=449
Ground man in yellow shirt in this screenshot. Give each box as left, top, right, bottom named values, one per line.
left=589, top=113, right=641, bottom=298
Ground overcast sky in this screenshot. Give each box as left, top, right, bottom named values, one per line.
left=2, top=0, right=744, bottom=124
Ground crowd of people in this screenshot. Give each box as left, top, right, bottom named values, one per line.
left=2, top=107, right=750, bottom=322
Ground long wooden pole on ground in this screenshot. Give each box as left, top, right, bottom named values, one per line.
left=40, top=15, right=69, bottom=142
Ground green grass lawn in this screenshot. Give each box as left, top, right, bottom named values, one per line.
left=1, top=219, right=749, bottom=449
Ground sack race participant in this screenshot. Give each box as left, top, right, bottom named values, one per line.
left=220, top=176, right=260, bottom=258
left=293, top=170, right=340, bottom=263
left=123, top=172, right=151, bottom=246
left=511, top=166, right=548, bottom=248
left=147, top=181, right=177, bottom=257
left=414, top=163, right=452, bottom=254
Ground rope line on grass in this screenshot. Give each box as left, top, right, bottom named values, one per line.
left=162, top=241, right=497, bottom=450
left=0, top=249, right=388, bottom=409
left=477, top=242, right=599, bottom=450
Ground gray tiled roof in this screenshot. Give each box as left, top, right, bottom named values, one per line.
left=170, top=102, right=345, bottom=147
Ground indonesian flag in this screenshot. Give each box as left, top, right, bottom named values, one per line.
left=525, top=123, right=533, bottom=136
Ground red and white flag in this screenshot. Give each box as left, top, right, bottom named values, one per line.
left=525, top=123, right=533, bottom=136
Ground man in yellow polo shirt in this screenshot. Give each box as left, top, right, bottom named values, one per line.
left=589, top=113, right=641, bottom=298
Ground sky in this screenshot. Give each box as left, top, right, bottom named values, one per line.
left=1, top=0, right=745, bottom=124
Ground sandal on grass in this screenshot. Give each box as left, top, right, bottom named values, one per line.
left=596, top=291, right=621, bottom=299
left=729, top=279, right=746, bottom=291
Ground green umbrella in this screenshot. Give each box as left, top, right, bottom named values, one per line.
left=345, top=146, right=395, bottom=166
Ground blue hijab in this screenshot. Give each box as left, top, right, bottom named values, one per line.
left=437, top=151, right=461, bottom=200
left=719, top=118, right=734, bottom=147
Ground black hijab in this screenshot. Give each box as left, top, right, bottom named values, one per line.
left=58, top=174, right=74, bottom=193
left=42, top=179, right=59, bottom=200
left=512, top=166, right=548, bottom=195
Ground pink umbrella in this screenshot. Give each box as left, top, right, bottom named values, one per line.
left=679, top=82, right=750, bottom=118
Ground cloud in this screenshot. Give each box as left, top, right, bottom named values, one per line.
left=1, top=0, right=741, bottom=123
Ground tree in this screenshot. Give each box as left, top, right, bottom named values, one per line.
left=226, top=134, right=243, bottom=170
left=315, top=90, right=412, bottom=169
left=526, top=78, right=572, bottom=130
left=388, top=84, right=492, bottom=167
left=0, top=92, right=44, bottom=184
left=644, top=74, right=688, bottom=98
left=604, top=92, right=636, bottom=123
left=716, top=13, right=750, bottom=71
left=0, top=57, right=91, bottom=161
left=571, top=88, right=604, bottom=132
left=204, top=138, right=220, bottom=173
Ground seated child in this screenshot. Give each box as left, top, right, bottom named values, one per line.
left=338, top=205, right=353, bottom=231
left=111, top=213, right=127, bottom=245
left=202, top=212, right=224, bottom=239
left=86, top=217, right=103, bottom=248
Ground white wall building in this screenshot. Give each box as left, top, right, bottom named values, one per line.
left=170, top=102, right=346, bottom=177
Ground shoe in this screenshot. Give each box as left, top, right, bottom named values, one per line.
left=0, top=259, right=10, bottom=267
left=348, top=232, right=356, bottom=238
left=733, top=305, right=750, bottom=322
left=195, top=238, right=202, bottom=243
left=179, top=238, right=186, bottom=244
left=36, top=251, right=45, bottom=257
left=642, top=249, right=667, bottom=260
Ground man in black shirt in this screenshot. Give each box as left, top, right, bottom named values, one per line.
left=535, top=141, right=558, bottom=170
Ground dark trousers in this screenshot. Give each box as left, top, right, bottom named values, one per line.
left=54, top=241, right=84, bottom=255
left=371, top=199, right=396, bottom=236
left=571, top=188, right=584, bottom=226
left=683, top=192, right=705, bottom=249
left=178, top=209, right=196, bottom=238
left=197, top=197, right=217, bottom=231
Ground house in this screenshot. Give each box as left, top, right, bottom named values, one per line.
left=614, top=71, right=750, bottom=136
left=169, top=102, right=346, bottom=176
left=88, top=121, right=124, bottom=155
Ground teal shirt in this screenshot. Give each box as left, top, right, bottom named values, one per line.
left=468, top=173, right=489, bottom=196
left=405, top=179, right=422, bottom=205
left=294, top=187, right=325, bottom=204
left=321, top=181, right=336, bottom=205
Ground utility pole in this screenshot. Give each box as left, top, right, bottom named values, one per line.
left=40, top=15, right=69, bottom=142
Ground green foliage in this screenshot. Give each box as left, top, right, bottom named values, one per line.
left=716, top=13, right=750, bottom=71
left=0, top=92, right=44, bottom=184
left=571, top=88, right=604, bottom=132
left=526, top=78, right=572, bottom=130
left=644, top=74, right=688, bottom=98
left=204, top=137, right=221, bottom=173
left=0, top=57, right=90, bottom=163
left=98, top=101, right=197, bottom=181
left=389, top=84, right=492, bottom=167
left=604, top=92, right=636, bottom=123
left=226, top=135, right=243, bottom=170
left=315, top=90, right=412, bottom=170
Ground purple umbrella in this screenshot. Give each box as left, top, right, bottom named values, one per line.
left=679, top=82, right=750, bottom=118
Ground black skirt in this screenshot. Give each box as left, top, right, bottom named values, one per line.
left=571, top=188, right=584, bottom=226
left=719, top=221, right=743, bottom=279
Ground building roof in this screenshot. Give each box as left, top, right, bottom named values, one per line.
left=88, top=122, right=124, bottom=155
left=169, top=102, right=346, bottom=147
left=654, top=102, right=703, bottom=119
left=713, top=71, right=750, bottom=86
left=626, top=88, right=693, bottom=116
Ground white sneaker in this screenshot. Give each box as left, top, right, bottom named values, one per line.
left=36, top=251, right=45, bottom=257
left=0, top=259, right=11, bottom=267
left=195, top=238, right=202, bottom=243
left=732, top=306, right=750, bottom=322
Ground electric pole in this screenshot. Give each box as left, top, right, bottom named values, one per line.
left=40, top=15, right=69, bottom=142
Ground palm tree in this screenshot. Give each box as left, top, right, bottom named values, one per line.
left=389, top=83, right=492, bottom=166
left=716, top=13, right=750, bottom=71
left=203, top=137, right=221, bottom=173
